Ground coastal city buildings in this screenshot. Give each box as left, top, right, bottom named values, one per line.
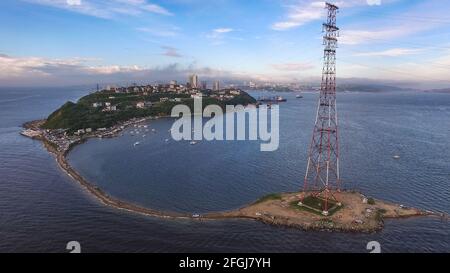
left=20, top=77, right=251, bottom=155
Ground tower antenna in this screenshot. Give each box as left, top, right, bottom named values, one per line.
left=302, top=2, right=340, bottom=216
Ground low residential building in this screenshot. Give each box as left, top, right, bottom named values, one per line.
left=160, top=97, right=169, bottom=102
left=136, top=101, right=153, bottom=109
left=103, top=105, right=117, bottom=112
left=92, top=102, right=103, bottom=108
left=74, top=129, right=85, bottom=136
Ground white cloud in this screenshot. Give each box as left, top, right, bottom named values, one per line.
left=271, top=62, right=314, bottom=71
left=137, top=26, right=180, bottom=37
left=161, top=46, right=182, bottom=58
left=0, top=54, right=142, bottom=78
left=213, top=28, right=234, bottom=34
left=206, top=28, right=236, bottom=45
left=340, top=20, right=438, bottom=45
left=24, top=0, right=172, bottom=18
left=142, top=4, right=173, bottom=16
left=66, top=0, right=81, bottom=6
left=0, top=54, right=255, bottom=86
left=388, top=52, right=450, bottom=82
left=272, top=1, right=325, bottom=31
left=366, top=0, right=381, bottom=6
left=86, top=65, right=142, bottom=74
left=2, top=52, right=450, bottom=87
left=271, top=0, right=398, bottom=31
left=354, top=48, right=423, bottom=57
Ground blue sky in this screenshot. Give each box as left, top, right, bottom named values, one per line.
left=1, top=0, right=450, bottom=87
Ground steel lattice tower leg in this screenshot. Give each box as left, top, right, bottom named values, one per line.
left=302, top=2, right=340, bottom=216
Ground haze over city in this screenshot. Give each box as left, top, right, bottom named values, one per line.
left=1, top=0, right=450, bottom=88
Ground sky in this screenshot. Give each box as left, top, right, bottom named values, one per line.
left=1, top=0, right=450, bottom=88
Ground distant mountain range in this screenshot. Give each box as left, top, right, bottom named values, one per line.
left=424, top=88, right=450, bottom=93
left=336, top=84, right=415, bottom=92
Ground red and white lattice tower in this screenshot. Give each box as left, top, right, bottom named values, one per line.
left=302, top=2, right=340, bottom=216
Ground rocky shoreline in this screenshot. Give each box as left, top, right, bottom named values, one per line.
left=21, top=119, right=445, bottom=233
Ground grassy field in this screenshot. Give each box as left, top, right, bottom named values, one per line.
left=253, top=193, right=283, bottom=204
left=290, top=195, right=342, bottom=216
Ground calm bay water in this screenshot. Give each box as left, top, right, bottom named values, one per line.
left=0, top=87, right=449, bottom=253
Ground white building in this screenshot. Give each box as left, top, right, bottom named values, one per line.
left=189, top=74, right=199, bottom=89
left=136, top=101, right=152, bottom=109
left=103, top=105, right=117, bottom=112
left=213, top=81, right=220, bottom=91
left=74, top=129, right=85, bottom=136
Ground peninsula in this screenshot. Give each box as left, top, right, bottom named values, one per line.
left=21, top=83, right=444, bottom=233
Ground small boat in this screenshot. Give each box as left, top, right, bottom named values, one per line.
left=165, top=139, right=169, bottom=142
left=393, top=155, right=400, bottom=159
left=152, top=129, right=156, bottom=133
left=276, top=96, right=287, bottom=102
left=296, top=94, right=303, bottom=98
left=190, top=141, right=197, bottom=145
left=134, top=142, right=140, bottom=146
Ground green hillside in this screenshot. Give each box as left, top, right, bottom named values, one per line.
left=42, top=91, right=256, bottom=134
